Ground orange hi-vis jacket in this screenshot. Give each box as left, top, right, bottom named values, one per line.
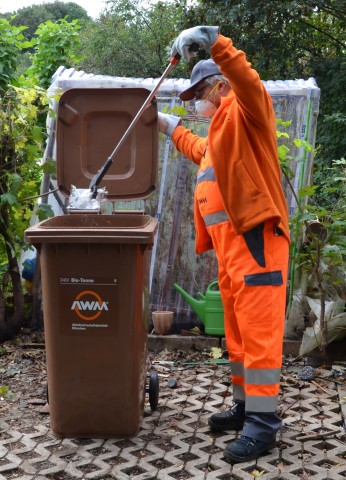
left=171, top=34, right=289, bottom=254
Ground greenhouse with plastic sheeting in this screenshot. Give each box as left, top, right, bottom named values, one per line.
left=32, top=66, right=321, bottom=335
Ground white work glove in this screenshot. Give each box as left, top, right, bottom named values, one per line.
left=158, top=112, right=182, bottom=136
left=171, top=26, right=219, bottom=62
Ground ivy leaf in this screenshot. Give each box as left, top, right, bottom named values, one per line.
left=36, top=204, right=54, bottom=221
left=251, top=470, right=265, bottom=477
left=0, top=193, right=17, bottom=206
left=170, top=106, right=188, bottom=116
left=276, top=131, right=289, bottom=138
left=293, top=138, right=314, bottom=152
left=22, top=40, right=34, bottom=49
left=276, top=119, right=292, bottom=127
left=298, top=212, right=316, bottom=222
left=30, top=125, right=43, bottom=141
left=298, top=185, right=318, bottom=199
left=0, top=385, right=11, bottom=397
left=210, top=347, right=223, bottom=359
left=277, top=144, right=290, bottom=157
left=42, top=158, right=56, bottom=176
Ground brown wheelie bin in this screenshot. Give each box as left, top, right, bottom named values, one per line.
left=25, top=88, right=159, bottom=438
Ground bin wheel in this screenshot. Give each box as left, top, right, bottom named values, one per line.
left=147, top=371, right=159, bottom=411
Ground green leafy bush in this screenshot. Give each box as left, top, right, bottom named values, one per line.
left=0, top=19, right=31, bottom=91
left=27, top=18, right=84, bottom=88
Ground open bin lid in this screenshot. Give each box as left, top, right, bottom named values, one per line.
left=56, top=88, right=158, bottom=201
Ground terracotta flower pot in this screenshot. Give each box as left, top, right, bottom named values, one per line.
left=152, top=311, right=174, bottom=335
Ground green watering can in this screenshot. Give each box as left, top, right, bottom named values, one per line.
left=173, top=280, right=225, bottom=336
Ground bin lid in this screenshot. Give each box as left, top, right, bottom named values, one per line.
left=56, top=88, right=158, bottom=200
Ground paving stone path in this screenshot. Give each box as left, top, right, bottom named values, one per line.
left=1, top=348, right=346, bottom=479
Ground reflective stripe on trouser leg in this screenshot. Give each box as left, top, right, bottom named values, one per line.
left=207, top=220, right=289, bottom=419
left=245, top=368, right=282, bottom=411
left=231, top=361, right=245, bottom=402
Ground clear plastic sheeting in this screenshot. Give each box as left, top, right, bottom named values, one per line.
left=40, top=66, right=320, bottom=333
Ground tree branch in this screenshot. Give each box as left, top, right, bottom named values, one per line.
left=298, top=17, right=346, bottom=48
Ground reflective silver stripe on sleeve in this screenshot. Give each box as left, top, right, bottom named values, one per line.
left=233, top=384, right=246, bottom=402
left=246, top=395, right=279, bottom=412
left=230, top=361, right=244, bottom=377
left=196, top=166, right=216, bottom=184
left=203, top=210, right=229, bottom=226
left=245, top=368, right=281, bottom=385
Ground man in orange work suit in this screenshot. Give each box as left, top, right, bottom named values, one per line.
left=158, top=26, right=290, bottom=464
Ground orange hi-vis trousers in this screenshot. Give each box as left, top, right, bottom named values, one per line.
left=195, top=146, right=289, bottom=439
left=206, top=219, right=289, bottom=439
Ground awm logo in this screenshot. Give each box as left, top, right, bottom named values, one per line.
left=71, top=290, right=108, bottom=321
